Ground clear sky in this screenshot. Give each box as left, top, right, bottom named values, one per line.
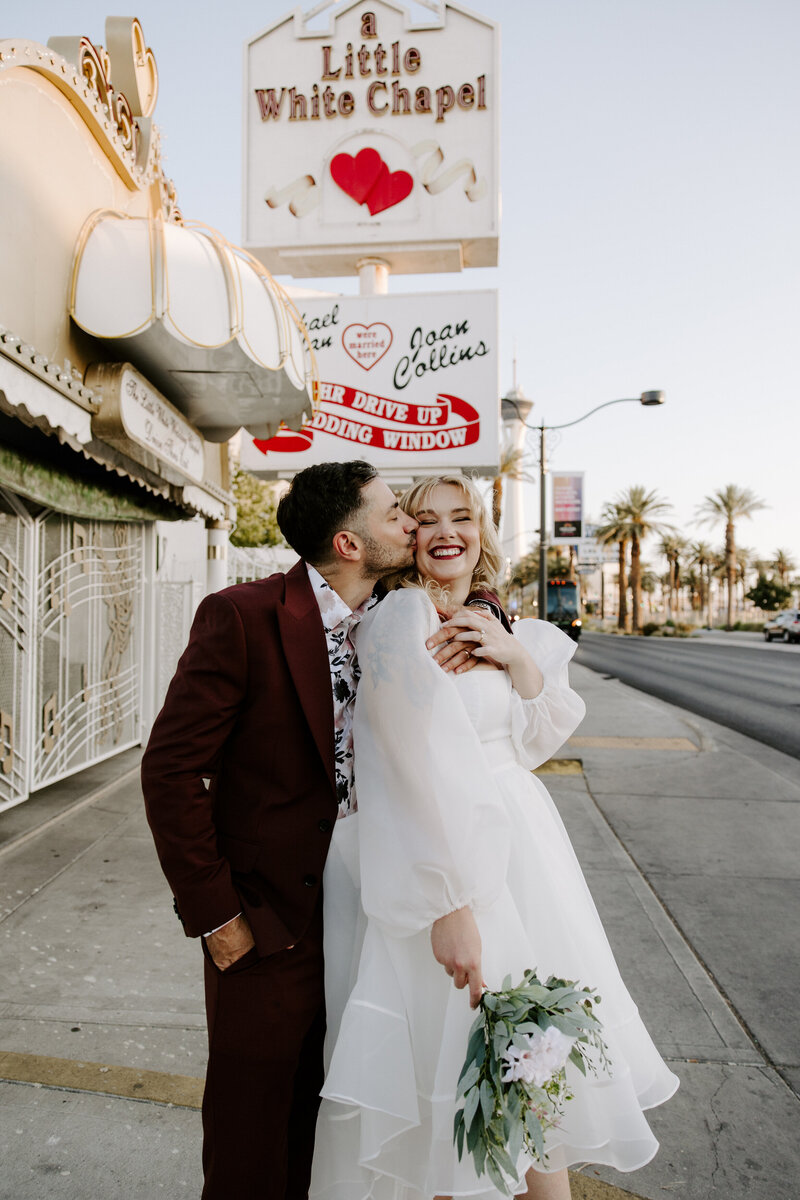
left=14, top=0, right=800, bottom=569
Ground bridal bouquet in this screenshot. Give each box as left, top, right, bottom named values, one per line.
left=453, top=969, right=610, bottom=1196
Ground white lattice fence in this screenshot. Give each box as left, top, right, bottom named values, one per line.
left=227, top=544, right=297, bottom=584
left=155, top=579, right=205, bottom=709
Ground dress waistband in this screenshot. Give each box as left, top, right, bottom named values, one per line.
left=480, top=736, right=518, bottom=771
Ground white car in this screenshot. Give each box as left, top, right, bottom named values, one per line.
left=763, top=609, right=800, bottom=643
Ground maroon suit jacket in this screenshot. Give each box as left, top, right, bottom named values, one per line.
left=141, top=561, right=337, bottom=957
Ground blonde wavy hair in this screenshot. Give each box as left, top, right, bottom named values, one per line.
left=384, top=474, right=505, bottom=601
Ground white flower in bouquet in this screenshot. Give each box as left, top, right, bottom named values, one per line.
left=501, top=1026, right=577, bottom=1088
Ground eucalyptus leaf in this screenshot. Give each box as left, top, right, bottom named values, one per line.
left=457, top=1063, right=481, bottom=1097
left=473, top=1134, right=487, bottom=1176
left=547, top=1013, right=584, bottom=1036
left=455, top=1114, right=465, bottom=1160
left=468, top=1010, right=484, bottom=1035
left=494, top=1034, right=512, bottom=1062
left=507, top=1110, right=525, bottom=1165
left=466, top=1023, right=486, bottom=1057
left=524, top=1108, right=546, bottom=1160
left=545, top=986, right=583, bottom=1004
left=518, top=986, right=549, bottom=1002
left=464, top=1085, right=481, bottom=1131
left=492, top=1142, right=518, bottom=1178
left=569, top=1048, right=587, bottom=1076
left=479, top=1079, right=495, bottom=1124
left=486, top=1155, right=512, bottom=1197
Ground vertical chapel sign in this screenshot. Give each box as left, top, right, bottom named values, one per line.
left=243, top=2, right=499, bottom=276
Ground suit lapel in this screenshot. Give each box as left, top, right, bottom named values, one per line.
left=277, top=561, right=337, bottom=798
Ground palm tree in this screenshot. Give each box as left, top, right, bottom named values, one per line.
left=595, top=502, right=629, bottom=630
left=659, top=533, right=687, bottom=622
left=696, top=486, right=766, bottom=629
left=682, top=567, right=702, bottom=614
left=617, top=486, right=672, bottom=633
left=491, top=445, right=529, bottom=529
left=690, top=540, right=715, bottom=628
left=640, top=566, right=658, bottom=616
left=736, top=546, right=756, bottom=612
left=773, top=548, right=797, bottom=586
left=710, top=548, right=728, bottom=621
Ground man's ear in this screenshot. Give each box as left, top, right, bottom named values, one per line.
left=331, top=529, right=362, bottom=563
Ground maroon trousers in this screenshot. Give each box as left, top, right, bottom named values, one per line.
left=200, top=899, right=325, bottom=1200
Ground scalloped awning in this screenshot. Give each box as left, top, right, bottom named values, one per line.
left=70, top=212, right=316, bottom=442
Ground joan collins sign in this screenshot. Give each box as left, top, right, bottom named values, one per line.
left=240, top=290, right=499, bottom=477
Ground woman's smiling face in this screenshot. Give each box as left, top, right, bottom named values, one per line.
left=412, top=483, right=481, bottom=591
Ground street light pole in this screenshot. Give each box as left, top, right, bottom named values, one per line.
left=506, top=392, right=665, bottom=622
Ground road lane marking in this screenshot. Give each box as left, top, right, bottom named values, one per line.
left=0, top=1050, right=203, bottom=1109
left=569, top=736, right=698, bottom=751
left=536, top=759, right=584, bottom=775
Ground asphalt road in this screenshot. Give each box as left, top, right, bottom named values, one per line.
left=576, top=631, right=800, bottom=759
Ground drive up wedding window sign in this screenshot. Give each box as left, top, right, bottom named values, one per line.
left=242, top=1, right=500, bottom=479
left=243, top=1, right=499, bottom=276
left=239, top=290, right=498, bottom=476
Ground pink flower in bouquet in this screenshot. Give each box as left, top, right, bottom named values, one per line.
left=501, top=1026, right=576, bottom=1088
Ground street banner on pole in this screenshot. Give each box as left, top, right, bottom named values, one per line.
left=240, top=289, right=499, bottom=478
left=551, top=472, right=584, bottom=543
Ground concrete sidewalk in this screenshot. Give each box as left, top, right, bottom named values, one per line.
left=0, top=665, right=798, bottom=1199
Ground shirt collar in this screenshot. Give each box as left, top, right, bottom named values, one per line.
left=306, top=563, right=376, bottom=634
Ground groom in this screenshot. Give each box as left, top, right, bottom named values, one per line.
left=142, top=461, right=421, bottom=1199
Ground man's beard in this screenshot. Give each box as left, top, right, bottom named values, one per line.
left=359, top=531, right=415, bottom=577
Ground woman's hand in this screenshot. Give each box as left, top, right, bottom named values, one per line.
left=427, top=607, right=517, bottom=669
left=427, top=609, right=544, bottom=697
left=430, top=907, right=484, bottom=1009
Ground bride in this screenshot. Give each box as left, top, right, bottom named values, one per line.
left=310, top=474, right=678, bottom=1200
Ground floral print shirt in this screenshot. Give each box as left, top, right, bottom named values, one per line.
left=307, top=564, right=378, bottom=819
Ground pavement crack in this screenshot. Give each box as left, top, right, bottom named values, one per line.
left=706, top=1069, right=728, bottom=1189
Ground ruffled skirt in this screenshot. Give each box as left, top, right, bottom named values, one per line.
left=310, top=753, right=679, bottom=1199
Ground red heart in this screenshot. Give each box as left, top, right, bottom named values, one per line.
left=342, top=323, right=393, bottom=370
left=364, top=163, right=414, bottom=215
left=330, top=148, right=383, bottom=206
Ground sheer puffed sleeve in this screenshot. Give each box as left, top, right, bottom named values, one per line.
left=353, top=589, right=511, bottom=938
left=508, top=619, right=586, bottom=770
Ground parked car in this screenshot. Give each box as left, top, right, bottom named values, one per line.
left=763, top=610, right=800, bottom=642
left=779, top=610, right=800, bottom=643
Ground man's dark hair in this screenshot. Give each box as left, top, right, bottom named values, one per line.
left=277, top=461, right=378, bottom=564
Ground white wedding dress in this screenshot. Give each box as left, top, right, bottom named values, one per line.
left=310, top=590, right=678, bottom=1200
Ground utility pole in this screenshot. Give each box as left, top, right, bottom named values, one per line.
left=537, top=423, right=547, bottom=619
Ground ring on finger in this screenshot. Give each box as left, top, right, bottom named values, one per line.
left=480, top=630, right=487, bottom=645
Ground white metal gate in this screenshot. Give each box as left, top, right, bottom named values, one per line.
left=154, top=579, right=204, bottom=708
left=31, top=514, right=143, bottom=791
left=0, top=489, right=34, bottom=812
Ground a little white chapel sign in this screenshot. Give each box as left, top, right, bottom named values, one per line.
left=243, top=2, right=499, bottom=277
